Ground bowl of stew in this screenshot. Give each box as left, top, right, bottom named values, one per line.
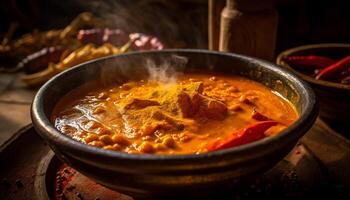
left=276, top=43, right=350, bottom=124
left=31, top=49, right=317, bottom=198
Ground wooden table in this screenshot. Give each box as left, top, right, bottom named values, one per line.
left=0, top=73, right=36, bottom=146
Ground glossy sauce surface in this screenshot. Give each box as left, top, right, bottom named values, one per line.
left=52, top=74, right=298, bottom=154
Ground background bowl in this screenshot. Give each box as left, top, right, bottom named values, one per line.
left=31, top=49, right=317, bottom=198
left=276, top=43, right=350, bottom=125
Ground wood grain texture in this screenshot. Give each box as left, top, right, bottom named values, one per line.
left=301, top=119, right=350, bottom=190
left=208, top=0, right=226, bottom=50
left=219, top=0, right=278, bottom=61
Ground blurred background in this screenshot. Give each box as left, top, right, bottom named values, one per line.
left=0, top=0, right=349, bottom=52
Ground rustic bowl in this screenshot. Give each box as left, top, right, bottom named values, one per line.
left=31, top=49, right=317, bottom=199
left=276, top=43, right=350, bottom=124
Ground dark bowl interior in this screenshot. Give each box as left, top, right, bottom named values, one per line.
left=276, top=43, right=350, bottom=124
left=31, top=49, right=317, bottom=198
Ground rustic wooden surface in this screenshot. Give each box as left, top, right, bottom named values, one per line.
left=0, top=73, right=36, bottom=146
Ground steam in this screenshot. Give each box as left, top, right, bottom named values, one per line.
left=99, top=53, right=188, bottom=87
left=146, top=60, right=177, bottom=84
left=146, top=55, right=188, bottom=85
left=70, top=0, right=207, bottom=48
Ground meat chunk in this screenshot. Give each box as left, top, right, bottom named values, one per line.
left=177, top=92, right=227, bottom=120
left=177, top=82, right=203, bottom=118
left=205, top=99, right=228, bottom=120
left=182, top=82, right=204, bottom=94
left=159, top=82, right=203, bottom=117
left=176, top=81, right=227, bottom=120
left=177, top=91, right=200, bottom=117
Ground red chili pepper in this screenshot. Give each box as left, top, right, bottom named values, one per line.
left=252, top=110, right=270, bottom=121
left=77, top=29, right=165, bottom=50
left=283, top=55, right=336, bottom=69
left=207, top=121, right=278, bottom=151
left=316, top=55, right=350, bottom=80
left=16, top=46, right=65, bottom=74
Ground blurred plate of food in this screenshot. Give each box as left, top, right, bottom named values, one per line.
left=0, top=12, right=165, bottom=87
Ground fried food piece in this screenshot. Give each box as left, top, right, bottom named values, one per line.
left=21, top=43, right=130, bottom=86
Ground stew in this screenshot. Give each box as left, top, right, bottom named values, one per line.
left=52, top=73, right=298, bottom=154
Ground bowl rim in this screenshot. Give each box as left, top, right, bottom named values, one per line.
left=31, top=49, right=318, bottom=161
left=276, top=43, right=350, bottom=90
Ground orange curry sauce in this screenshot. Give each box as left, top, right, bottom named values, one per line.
left=52, top=74, right=298, bottom=154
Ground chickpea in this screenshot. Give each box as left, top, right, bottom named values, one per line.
left=112, top=143, right=122, bottom=150
left=127, top=149, right=139, bottom=154
left=239, top=95, right=246, bottom=102
left=89, top=141, right=104, bottom=147
left=140, top=123, right=158, bottom=136
left=154, top=143, right=167, bottom=151
left=99, top=135, right=113, bottom=145
left=139, top=142, right=154, bottom=153
left=103, top=145, right=115, bottom=150
left=96, top=128, right=113, bottom=135
left=84, top=133, right=98, bottom=143
left=112, top=134, right=130, bottom=145
left=162, top=136, right=175, bottom=148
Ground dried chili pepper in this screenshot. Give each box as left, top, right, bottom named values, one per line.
left=252, top=109, right=270, bottom=121
left=316, top=55, right=350, bottom=80
left=129, top=33, right=165, bottom=50
left=207, top=121, right=278, bottom=151
left=77, top=28, right=165, bottom=51
left=283, top=55, right=336, bottom=69
left=77, top=28, right=129, bottom=46
left=16, top=46, right=65, bottom=74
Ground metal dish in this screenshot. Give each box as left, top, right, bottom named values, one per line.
left=31, top=49, right=317, bottom=198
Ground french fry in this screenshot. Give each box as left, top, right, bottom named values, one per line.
left=21, top=43, right=129, bottom=87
